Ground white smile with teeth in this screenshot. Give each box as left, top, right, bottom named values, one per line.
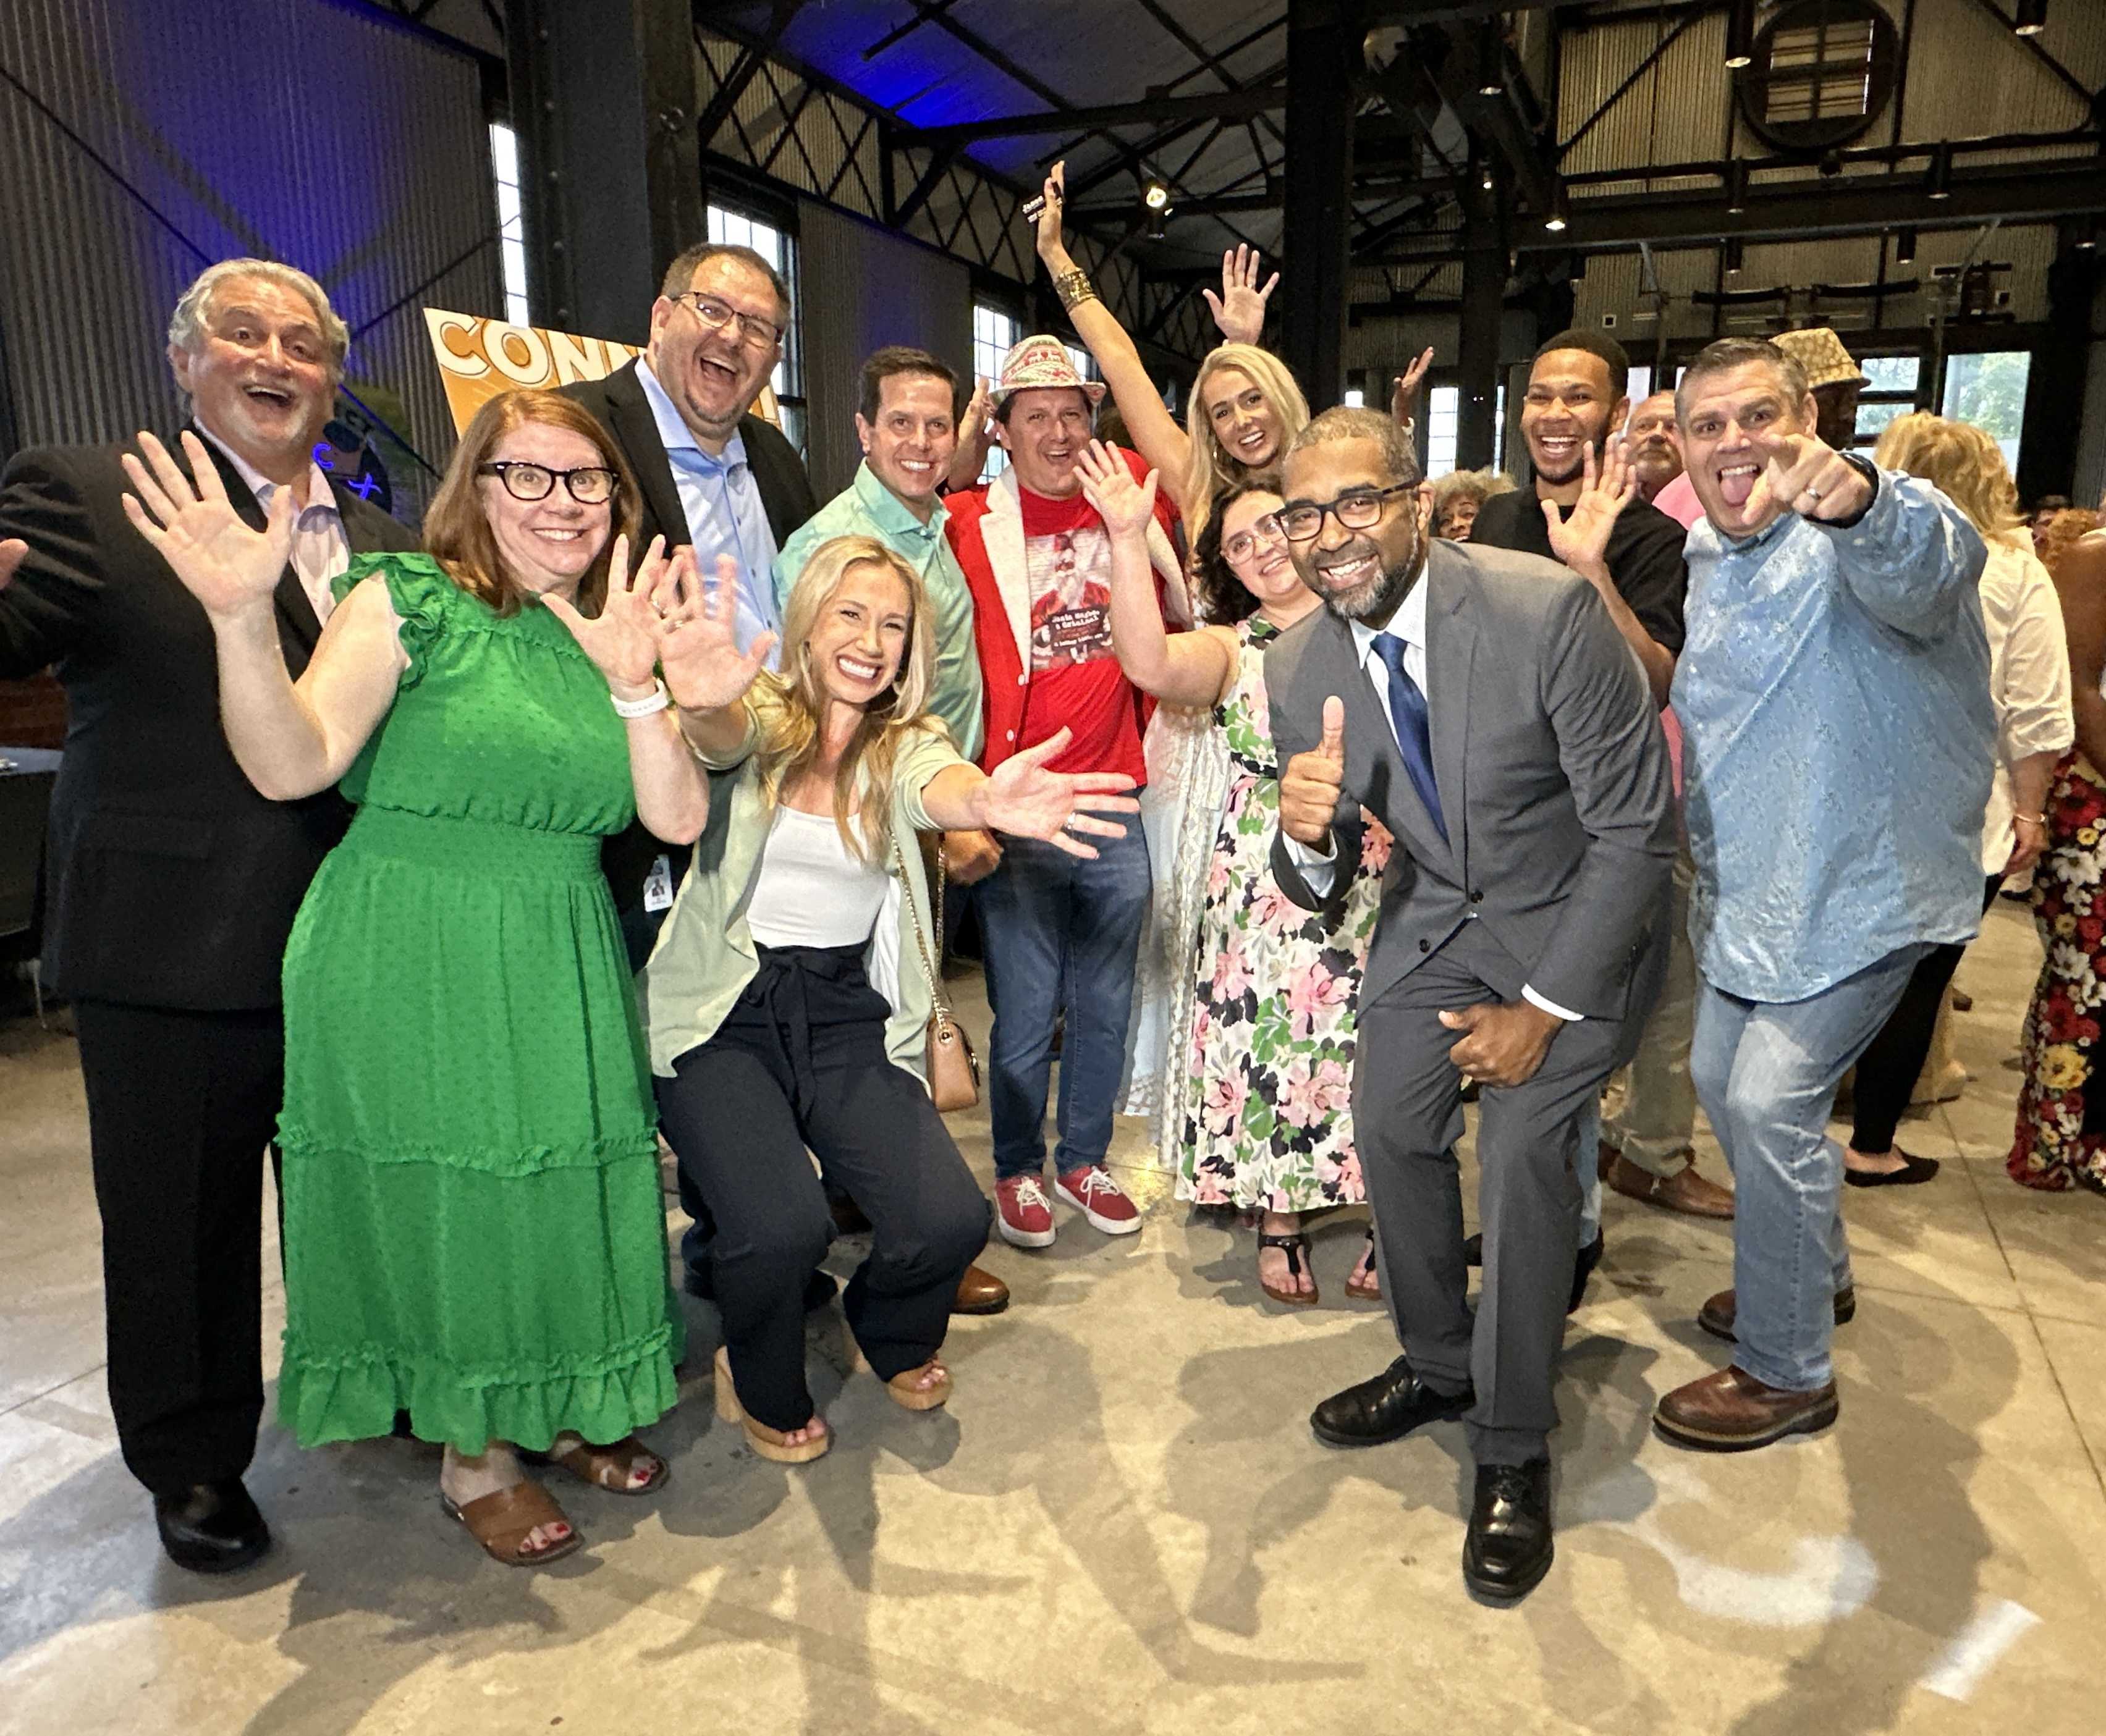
left=1321, top=554, right=1379, bottom=588
left=532, top=528, right=587, bottom=542
left=1237, top=429, right=1266, bottom=450
left=837, top=654, right=882, bottom=682
left=900, top=460, right=932, bottom=473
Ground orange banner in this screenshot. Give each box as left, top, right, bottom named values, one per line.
left=422, top=309, right=645, bottom=434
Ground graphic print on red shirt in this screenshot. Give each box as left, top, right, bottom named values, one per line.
left=1017, top=486, right=1144, bottom=783
left=1027, top=521, right=1115, bottom=670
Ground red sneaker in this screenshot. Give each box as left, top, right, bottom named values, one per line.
left=994, top=1175, right=1057, bottom=1249
left=1055, top=1166, right=1141, bottom=1235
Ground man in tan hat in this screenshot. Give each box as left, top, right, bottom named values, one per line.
left=1770, top=327, right=1868, bottom=452
left=945, top=335, right=1185, bottom=1251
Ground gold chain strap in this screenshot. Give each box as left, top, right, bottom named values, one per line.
left=893, top=832, right=952, bottom=1017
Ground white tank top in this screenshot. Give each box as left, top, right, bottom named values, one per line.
left=745, top=804, right=893, bottom=950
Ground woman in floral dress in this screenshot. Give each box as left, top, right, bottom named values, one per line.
left=2010, top=524, right=2106, bottom=1193
left=1081, top=444, right=1389, bottom=1305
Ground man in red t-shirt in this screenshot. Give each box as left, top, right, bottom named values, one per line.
left=946, top=336, right=1184, bottom=1249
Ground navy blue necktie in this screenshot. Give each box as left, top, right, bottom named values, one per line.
left=1371, top=632, right=1446, bottom=842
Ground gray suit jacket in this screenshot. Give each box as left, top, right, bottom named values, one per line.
left=1267, top=537, right=1675, bottom=1022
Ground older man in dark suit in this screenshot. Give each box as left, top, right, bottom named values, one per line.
left=1267, top=407, right=1674, bottom=1602
left=0, top=259, right=414, bottom=1574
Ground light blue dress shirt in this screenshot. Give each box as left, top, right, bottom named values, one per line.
left=1673, top=470, right=1994, bottom=1003
left=635, top=360, right=782, bottom=667
left=772, top=461, right=985, bottom=759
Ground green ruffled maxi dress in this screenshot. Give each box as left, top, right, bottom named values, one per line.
left=274, top=554, right=682, bottom=1452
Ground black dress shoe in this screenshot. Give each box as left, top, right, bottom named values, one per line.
left=153, top=1480, right=271, bottom=1575
left=1463, top=1459, right=1554, bottom=1600
left=1310, top=1356, right=1473, bottom=1448
left=1568, top=1229, right=1605, bottom=1314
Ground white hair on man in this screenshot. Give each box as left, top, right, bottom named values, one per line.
left=166, top=258, right=349, bottom=373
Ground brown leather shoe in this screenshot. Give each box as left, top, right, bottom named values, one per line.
left=1604, top=1151, right=1735, bottom=1220
left=1654, top=1365, right=1838, bottom=1451
left=952, top=1263, right=1010, bottom=1315
left=1696, top=1284, right=1855, bottom=1343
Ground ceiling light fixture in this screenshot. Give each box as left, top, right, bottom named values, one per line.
left=1725, top=161, right=1748, bottom=214
left=1725, top=0, right=1754, bottom=69
left=1725, top=237, right=1744, bottom=276
left=2014, top=0, right=2048, bottom=36
left=1142, top=177, right=1171, bottom=212
left=1544, top=182, right=1569, bottom=233
left=1895, top=225, right=1918, bottom=263
left=1926, top=142, right=1953, bottom=200
left=1478, top=24, right=1505, bottom=97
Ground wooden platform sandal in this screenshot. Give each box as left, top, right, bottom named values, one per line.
left=884, top=1358, right=951, bottom=1411
left=713, top=1346, right=831, bottom=1464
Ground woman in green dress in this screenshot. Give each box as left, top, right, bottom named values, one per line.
left=120, top=390, right=713, bottom=1567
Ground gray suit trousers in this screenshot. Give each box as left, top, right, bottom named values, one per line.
left=1357, top=921, right=1628, bottom=1465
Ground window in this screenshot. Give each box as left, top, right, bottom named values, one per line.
left=1342, top=387, right=1366, bottom=408
left=974, top=301, right=1022, bottom=481
left=707, top=202, right=805, bottom=455
left=1626, top=365, right=1652, bottom=407
left=1426, top=385, right=1460, bottom=478
left=1853, top=354, right=1921, bottom=450
left=1763, top=17, right=1875, bottom=125
left=489, top=123, right=530, bottom=326
left=1942, top=351, right=2031, bottom=474
left=1064, top=343, right=1098, bottom=386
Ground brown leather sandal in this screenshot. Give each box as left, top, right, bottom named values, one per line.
left=886, top=1359, right=952, bottom=1411
left=713, top=1346, right=830, bottom=1464
left=1257, top=1232, right=1320, bottom=1307
left=439, top=1479, right=583, bottom=1567
left=541, top=1435, right=668, bottom=1496
left=1345, top=1229, right=1382, bottom=1301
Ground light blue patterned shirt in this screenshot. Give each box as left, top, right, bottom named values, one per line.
left=634, top=360, right=782, bottom=667
left=772, top=462, right=984, bottom=759
left=1674, top=470, right=1994, bottom=1002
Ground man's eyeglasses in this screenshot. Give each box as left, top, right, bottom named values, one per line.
left=1277, top=482, right=1417, bottom=544
left=1222, top=513, right=1287, bottom=565
left=669, top=290, right=785, bottom=350
left=477, top=461, right=619, bottom=505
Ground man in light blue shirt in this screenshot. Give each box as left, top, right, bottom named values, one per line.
left=1654, top=337, right=1992, bottom=1454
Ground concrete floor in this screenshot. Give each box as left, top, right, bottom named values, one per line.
left=1, top=899, right=2103, bottom=1735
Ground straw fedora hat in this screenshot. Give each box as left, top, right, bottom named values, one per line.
left=987, top=334, right=1107, bottom=405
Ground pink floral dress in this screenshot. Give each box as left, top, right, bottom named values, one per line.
left=1170, top=618, right=1391, bottom=1211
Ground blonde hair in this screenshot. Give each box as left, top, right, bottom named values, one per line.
left=421, top=390, right=640, bottom=618
left=755, top=535, right=939, bottom=864
left=1872, top=412, right=2026, bottom=539
left=1185, top=343, right=1310, bottom=544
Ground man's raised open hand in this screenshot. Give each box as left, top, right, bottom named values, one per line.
left=120, top=431, right=292, bottom=619
left=653, top=552, right=772, bottom=715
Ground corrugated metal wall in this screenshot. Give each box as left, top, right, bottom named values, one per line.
left=798, top=198, right=973, bottom=500
left=0, top=0, right=502, bottom=501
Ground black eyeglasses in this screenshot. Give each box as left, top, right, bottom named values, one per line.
left=477, top=461, right=619, bottom=505
left=1277, top=482, right=1417, bottom=544
left=669, top=290, right=785, bottom=350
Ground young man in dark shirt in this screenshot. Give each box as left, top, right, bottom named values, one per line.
left=1470, top=327, right=1735, bottom=1223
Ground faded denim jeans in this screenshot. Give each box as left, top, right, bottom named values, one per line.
left=1691, top=944, right=1926, bottom=1391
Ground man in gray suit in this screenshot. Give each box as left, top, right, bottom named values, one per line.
left=1267, top=407, right=1674, bottom=1601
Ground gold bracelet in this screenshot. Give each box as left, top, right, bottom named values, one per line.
left=1054, top=267, right=1096, bottom=310
left=2014, top=811, right=2047, bottom=825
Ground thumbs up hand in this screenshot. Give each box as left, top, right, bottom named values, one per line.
left=1280, top=694, right=1347, bottom=849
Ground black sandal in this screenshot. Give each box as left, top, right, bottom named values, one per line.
left=1257, top=1231, right=1320, bottom=1307
left=1345, top=1228, right=1381, bottom=1300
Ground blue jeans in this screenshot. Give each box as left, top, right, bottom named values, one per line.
left=976, top=823, right=1151, bottom=1181
left=1690, top=945, right=1926, bottom=1392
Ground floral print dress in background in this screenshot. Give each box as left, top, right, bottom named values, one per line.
left=2008, top=751, right=2106, bottom=1194
left=1169, top=618, right=1392, bottom=1211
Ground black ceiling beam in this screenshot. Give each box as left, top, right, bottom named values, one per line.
left=1364, top=161, right=2106, bottom=258
left=1363, top=1, right=1560, bottom=21
left=1068, top=186, right=1283, bottom=219
left=695, top=0, right=805, bottom=146
left=908, top=86, right=1286, bottom=146
left=1961, top=0, right=2097, bottom=110
left=1555, top=10, right=1702, bottom=164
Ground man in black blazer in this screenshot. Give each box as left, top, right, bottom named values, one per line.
left=1267, top=408, right=1674, bottom=1602
left=0, top=259, right=414, bottom=1574
left=561, top=241, right=815, bottom=969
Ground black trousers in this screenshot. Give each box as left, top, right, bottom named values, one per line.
left=654, top=944, right=990, bottom=1433
left=72, top=998, right=283, bottom=1496
left=1849, top=877, right=2003, bottom=1154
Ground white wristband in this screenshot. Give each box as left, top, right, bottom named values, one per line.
left=612, top=679, right=670, bottom=718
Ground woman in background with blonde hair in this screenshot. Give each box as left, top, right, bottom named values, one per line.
left=1842, top=413, right=2072, bottom=1186
left=644, top=536, right=1138, bottom=1460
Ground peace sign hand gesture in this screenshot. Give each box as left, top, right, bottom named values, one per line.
left=1541, top=438, right=1637, bottom=580
left=121, top=430, right=292, bottom=620
left=1203, top=245, right=1280, bottom=345
left=653, top=552, right=774, bottom=715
